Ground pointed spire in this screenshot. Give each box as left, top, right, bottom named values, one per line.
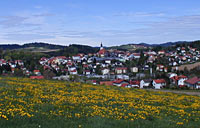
left=100, top=42, right=103, bottom=50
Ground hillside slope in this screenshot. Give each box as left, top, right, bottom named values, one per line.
left=0, top=77, right=199, bottom=128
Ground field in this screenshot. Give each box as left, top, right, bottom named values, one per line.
left=172, top=62, right=200, bottom=71
left=0, top=77, right=199, bottom=128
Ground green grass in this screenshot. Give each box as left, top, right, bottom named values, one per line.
left=0, top=77, right=199, bottom=128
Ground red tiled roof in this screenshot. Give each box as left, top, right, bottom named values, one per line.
left=92, top=80, right=97, bottom=83
left=62, top=69, right=68, bottom=72
left=30, top=76, right=44, bottom=79
left=133, top=53, right=140, bottom=56
left=154, top=79, right=166, bottom=84
left=57, top=56, right=67, bottom=59
left=115, top=67, right=127, bottom=70
left=100, top=81, right=113, bottom=86
left=70, top=69, right=77, bottom=72
left=113, top=79, right=125, bottom=84
left=98, top=49, right=107, bottom=54
left=40, top=57, right=47, bottom=61
left=121, top=83, right=129, bottom=87
left=130, top=80, right=140, bottom=85
left=34, top=70, right=40, bottom=72
left=171, top=75, right=187, bottom=81
left=83, top=65, right=88, bottom=68
left=185, top=77, right=200, bottom=85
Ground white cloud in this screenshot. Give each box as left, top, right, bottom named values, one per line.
left=114, top=12, right=165, bottom=17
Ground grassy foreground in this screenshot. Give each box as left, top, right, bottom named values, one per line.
left=0, top=77, right=199, bottom=128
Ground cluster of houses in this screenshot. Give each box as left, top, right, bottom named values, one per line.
left=97, top=73, right=200, bottom=89
left=0, top=59, right=26, bottom=73
left=1, top=43, right=200, bottom=89
left=168, top=47, right=200, bottom=68
left=36, top=43, right=200, bottom=89
left=0, top=59, right=45, bottom=79
left=38, top=43, right=143, bottom=79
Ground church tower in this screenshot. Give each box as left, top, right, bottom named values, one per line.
left=100, top=42, right=103, bottom=50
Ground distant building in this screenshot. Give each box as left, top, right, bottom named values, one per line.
left=185, top=77, right=200, bottom=89
left=97, top=43, right=108, bottom=57
left=152, top=79, right=166, bottom=89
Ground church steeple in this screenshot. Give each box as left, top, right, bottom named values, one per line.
left=100, top=42, right=103, bottom=50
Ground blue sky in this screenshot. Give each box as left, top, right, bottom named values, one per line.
left=0, top=0, right=200, bottom=46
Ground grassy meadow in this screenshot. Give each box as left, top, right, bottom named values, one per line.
left=0, top=77, right=199, bottom=128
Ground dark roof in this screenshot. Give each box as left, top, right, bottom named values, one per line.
left=143, top=79, right=152, bottom=83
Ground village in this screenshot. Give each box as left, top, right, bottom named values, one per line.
left=0, top=43, right=200, bottom=90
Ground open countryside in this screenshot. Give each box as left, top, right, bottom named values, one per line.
left=0, top=77, right=199, bottom=128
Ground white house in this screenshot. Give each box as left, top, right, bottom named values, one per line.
left=105, top=59, right=111, bottom=64
left=84, top=70, right=91, bottom=75
left=115, top=67, right=127, bottom=74
left=168, top=73, right=177, bottom=78
left=70, top=69, right=78, bottom=75
left=152, top=79, right=166, bottom=89
left=101, top=68, right=110, bottom=75
left=140, top=79, right=152, bottom=88
left=171, top=75, right=188, bottom=87
left=130, top=67, right=138, bottom=73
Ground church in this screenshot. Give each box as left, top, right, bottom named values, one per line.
left=97, top=43, right=108, bottom=57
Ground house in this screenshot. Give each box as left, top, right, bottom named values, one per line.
left=181, top=47, right=186, bottom=53
left=130, top=67, right=138, bottom=73
left=101, top=68, right=110, bottom=75
left=0, top=59, right=6, bottom=66
left=97, top=43, right=108, bottom=57
left=170, top=75, right=188, bottom=87
left=69, top=69, right=78, bottom=75
left=152, top=79, right=166, bottom=89
left=115, top=67, right=127, bottom=74
left=72, top=55, right=81, bottom=61
left=129, top=80, right=140, bottom=88
left=25, top=70, right=31, bottom=76
left=156, top=65, right=165, bottom=72
left=92, top=80, right=97, bottom=85
left=105, top=59, right=111, bottom=64
left=33, top=70, right=41, bottom=76
left=185, top=77, right=200, bottom=89
left=120, top=83, right=130, bottom=88
left=100, top=81, right=113, bottom=86
left=15, top=60, right=24, bottom=66
left=132, top=53, right=141, bottom=59
left=140, top=79, right=152, bottom=88
left=113, top=79, right=129, bottom=87
left=168, top=73, right=177, bottom=78
left=158, top=50, right=165, bottom=55
left=116, top=75, right=129, bottom=80
left=84, top=70, right=91, bottom=75
left=39, top=57, right=48, bottom=65
left=30, top=76, right=44, bottom=79
left=44, top=65, right=51, bottom=70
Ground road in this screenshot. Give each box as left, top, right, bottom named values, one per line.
left=147, top=89, right=200, bottom=96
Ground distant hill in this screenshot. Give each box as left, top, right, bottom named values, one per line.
left=0, top=42, right=98, bottom=56
left=48, top=44, right=99, bottom=56
left=108, top=40, right=199, bottom=51
left=0, top=40, right=199, bottom=54
left=0, top=42, right=65, bottom=50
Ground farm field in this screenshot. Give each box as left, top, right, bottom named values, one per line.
left=0, top=77, right=199, bottom=128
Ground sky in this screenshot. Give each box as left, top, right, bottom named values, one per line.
left=0, top=0, right=200, bottom=46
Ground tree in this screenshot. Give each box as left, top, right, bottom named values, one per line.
left=95, top=65, right=102, bottom=75
left=138, top=51, right=146, bottom=66
left=43, top=69, right=56, bottom=79
left=14, top=69, right=24, bottom=77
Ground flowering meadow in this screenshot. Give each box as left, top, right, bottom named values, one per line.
left=0, top=77, right=199, bottom=128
